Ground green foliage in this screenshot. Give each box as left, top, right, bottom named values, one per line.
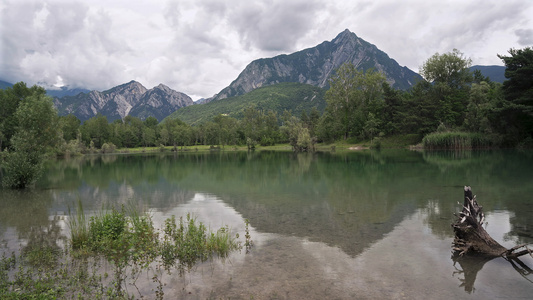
left=0, top=82, right=47, bottom=150
left=161, top=214, right=241, bottom=274
left=58, top=114, right=81, bottom=142
left=68, top=200, right=89, bottom=250
left=166, top=82, right=326, bottom=125
left=319, top=63, right=386, bottom=141
left=64, top=201, right=247, bottom=297
left=80, top=114, right=110, bottom=148
left=1, top=146, right=43, bottom=189
left=420, top=49, right=472, bottom=88
left=422, top=131, right=495, bottom=150
left=87, top=207, right=127, bottom=253
left=418, top=49, right=473, bottom=128
left=496, top=47, right=533, bottom=142
left=281, top=115, right=314, bottom=152
left=100, top=142, right=117, bottom=154
left=0, top=82, right=59, bottom=188
left=498, top=47, right=533, bottom=106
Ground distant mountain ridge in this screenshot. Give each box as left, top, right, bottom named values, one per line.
left=54, top=81, right=193, bottom=122
left=469, top=65, right=506, bottom=83
left=46, top=86, right=91, bottom=98
left=210, top=29, right=423, bottom=102
left=0, top=80, right=13, bottom=90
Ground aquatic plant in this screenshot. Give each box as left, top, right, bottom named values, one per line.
left=422, top=131, right=495, bottom=150
left=64, top=202, right=248, bottom=298
left=160, top=214, right=241, bottom=275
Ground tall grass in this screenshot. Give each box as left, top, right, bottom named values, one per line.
left=422, top=132, right=496, bottom=150
left=67, top=199, right=89, bottom=250
left=8, top=202, right=250, bottom=299
left=160, top=214, right=241, bottom=274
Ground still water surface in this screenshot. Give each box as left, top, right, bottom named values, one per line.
left=1, top=150, right=533, bottom=299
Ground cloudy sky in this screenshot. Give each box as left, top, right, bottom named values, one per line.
left=1, top=0, right=532, bottom=100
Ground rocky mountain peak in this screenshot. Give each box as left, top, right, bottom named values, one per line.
left=210, top=29, right=422, bottom=102
left=54, top=81, right=193, bottom=122
left=154, top=83, right=171, bottom=92
left=110, top=80, right=147, bottom=95
left=332, top=29, right=357, bottom=44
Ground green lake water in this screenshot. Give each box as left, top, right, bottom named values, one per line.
left=1, top=150, right=533, bottom=299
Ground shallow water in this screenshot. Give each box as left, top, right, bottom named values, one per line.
left=1, top=150, right=532, bottom=299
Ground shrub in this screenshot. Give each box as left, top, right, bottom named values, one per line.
left=88, top=207, right=127, bottom=253
left=101, top=142, right=117, bottom=154
left=1, top=149, right=43, bottom=189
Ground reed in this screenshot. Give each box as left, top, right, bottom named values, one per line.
left=422, top=132, right=494, bottom=150
left=67, top=199, right=89, bottom=250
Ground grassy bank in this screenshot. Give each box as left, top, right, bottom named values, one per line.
left=106, top=134, right=422, bottom=155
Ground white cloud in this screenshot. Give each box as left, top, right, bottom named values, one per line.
left=1, top=0, right=532, bottom=99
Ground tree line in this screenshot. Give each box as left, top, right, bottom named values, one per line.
left=1, top=47, right=532, bottom=188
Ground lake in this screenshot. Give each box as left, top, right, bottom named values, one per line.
left=1, top=149, right=532, bottom=299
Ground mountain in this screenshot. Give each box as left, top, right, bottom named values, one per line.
left=0, top=80, right=13, bottom=89
left=54, top=81, right=193, bottom=122
left=130, top=84, right=195, bottom=121
left=469, top=65, right=506, bottom=83
left=194, top=98, right=208, bottom=104
left=46, top=86, right=91, bottom=98
left=1, top=80, right=90, bottom=96
left=165, top=82, right=325, bottom=125
left=210, top=29, right=422, bottom=102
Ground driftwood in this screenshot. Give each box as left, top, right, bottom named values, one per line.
left=451, top=186, right=533, bottom=292
left=452, top=186, right=533, bottom=259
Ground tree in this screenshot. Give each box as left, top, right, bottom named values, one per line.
left=464, top=81, right=492, bottom=133
left=59, top=114, right=81, bottom=142
left=307, top=107, right=321, bottom=137
left=363, top=112, right=380, bottom=142
left=242, top=106, right=261, bottom=144
left=498, top=47, right=533, bottom=106
left=0, top=82, right=49, bottom=150
left=381, top=82, right=405, bottom=135
left=1, top=82, right=59, bottom=188
left=81, top=114, right=110, bottom=148
left=419, top=49, right=472, bottom=128
left=281, top=115, right=313, bottom=152
left=420, top=48, right=472, bottom=89
left=143, top=116, right=159, bottom=128
left=323, top=63, right=386, bottom=140
left=497, top=47, right=533, bottom=143
left=213, top=114, right=239, bottom=147
left=400, top=80, right=440, bottom=135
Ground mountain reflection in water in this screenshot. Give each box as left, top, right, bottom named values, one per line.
left=0, top=150, right=532, bottom=299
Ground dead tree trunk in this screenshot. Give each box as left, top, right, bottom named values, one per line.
left=452, top=186, right=532, bottom=259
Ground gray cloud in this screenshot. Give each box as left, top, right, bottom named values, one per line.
left=515, top=29, right=533, bottom=46
left=1, top=0, right=532, bottom=99
left=228, top=0, right=321, bottom=52
left=1, top=1, right=131, bottom=90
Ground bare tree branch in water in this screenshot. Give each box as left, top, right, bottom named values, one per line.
left=451, top=186, right=533, bottom=292
left=452, top=186, right=533, bottom=258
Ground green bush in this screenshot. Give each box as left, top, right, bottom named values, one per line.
left=1, top=149, right=43, bottom=189
left=101, top=142, right=117, bottom=154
